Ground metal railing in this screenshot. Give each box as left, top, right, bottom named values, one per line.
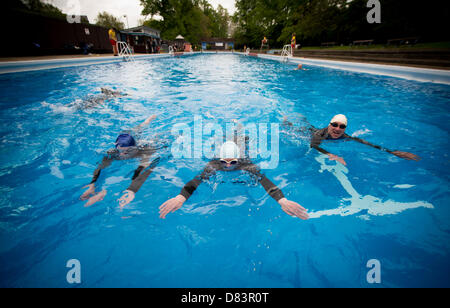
left=117, top=41, right=135, bottom=62
left=280, top=44, right=293, bottom=62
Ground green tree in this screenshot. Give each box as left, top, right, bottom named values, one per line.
left=95, top=11, right=125, bottom=30
left=232, top=0, right=450, bottom=48
left=140, top=0, right=229, bottom=43
left=12, top=0, right=66, bottom=20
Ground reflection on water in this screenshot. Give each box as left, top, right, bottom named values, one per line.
left=308, top=155, right=434, bottom=219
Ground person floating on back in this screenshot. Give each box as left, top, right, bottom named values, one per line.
left=284, top=114, right=420, bottom=166
left=159, top=126, right=309, bottom=220
left=80, top=115, right=160, bottom=208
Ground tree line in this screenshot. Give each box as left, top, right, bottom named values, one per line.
left=11, top=0, right=449, bottom=50
left=232, top=0, right=450, bottom=49
left=140, top=0, right=230, bottom=45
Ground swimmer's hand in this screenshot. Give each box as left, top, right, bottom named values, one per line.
left=278, top=198, right=309, bottom=220
left=327, top=154, right=347, bottom=166
left=391, top=151, right=421, bottom=161
left=84, top=190, right=107, bottom=207
left=159, top=194, right=186, bottom=219
left=80, top=184, right=96, bottom=200
left=119, top=190, right=135, bottom=208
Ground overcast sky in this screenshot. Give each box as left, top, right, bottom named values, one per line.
left=43, top=0, right=236, bottom=28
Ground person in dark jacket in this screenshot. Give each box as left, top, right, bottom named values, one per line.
left=80, top=115, right=160, bottom=208
left=159, top=138, right=309, bottom=220
left=284, top=114, right=420, bottom=166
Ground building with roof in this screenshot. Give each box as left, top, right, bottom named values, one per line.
left=2, top=6, right=111, bottom=56
left=119, top=26, right=161, bottom=53
left=201, top=38, right=235, bottom=51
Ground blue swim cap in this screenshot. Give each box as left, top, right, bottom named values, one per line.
left=115, top=134, right=136, bottom=148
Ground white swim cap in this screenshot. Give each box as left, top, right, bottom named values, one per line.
left=330, top=114, right=348, bottom=126
left=219, top=141, right=240, bottom=159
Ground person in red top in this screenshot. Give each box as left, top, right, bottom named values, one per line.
left=108, top=28, right=118, bottom=56
left=291, top=33, right=296, bottom=51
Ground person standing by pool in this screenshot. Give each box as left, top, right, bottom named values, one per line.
left=80, top=115, right=160, bottom=208
left=108, top=28, right=118, bottom=56
left=284, top=114, right=420, bottom=166
left=261, top=36, right=268, bottom=47
left=152, top=38, right=157, bottom=54
left=291, top=33, right=296, bottom=51
left=159, top=139, right=309, bottom=220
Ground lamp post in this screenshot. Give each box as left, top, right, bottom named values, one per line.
left=123, top=15, right=129, bottom=29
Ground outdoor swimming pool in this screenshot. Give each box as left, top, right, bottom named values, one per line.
left=0, top=53, right=449, bottom=287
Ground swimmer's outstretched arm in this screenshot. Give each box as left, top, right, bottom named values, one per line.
left=119, top=156, right=160, bottom=208
left=159, top=161, right=218, bottom=219
left=310, top=143, right=347, bottom=165
left=132, top=115, right=157, bottom=134
left=241, top=163, right=309, bottom=220
left=347, top=135, right=420, bottom=161
left=310, top=132, right=347, bottom=165
left=81, top=156, right=112, bottom=206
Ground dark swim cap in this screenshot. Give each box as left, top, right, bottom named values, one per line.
left=115, top=134, right=136, bottom=148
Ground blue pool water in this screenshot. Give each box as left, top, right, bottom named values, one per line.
left=0, top=54, right=449, bottom=287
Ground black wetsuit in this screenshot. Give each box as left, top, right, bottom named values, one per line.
left=90, top=146, right=159, bottom=193
left=180, top=159, right=285, bottom=202
left=73, top=89, right=126, bottom=110
left=310, top=127, right=394, bottom=155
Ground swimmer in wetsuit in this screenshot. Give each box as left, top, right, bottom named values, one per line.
left=284, top=114, right=420, bottom=166
left=71, top=87, right=127, bottom=110
left=159, top=131, right=309, bottom=220
left=80, top=115, right=160, bottom=208
left=294, top=64, right=308, bottom=71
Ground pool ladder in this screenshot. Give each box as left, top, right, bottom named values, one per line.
left=117, top=41, right=135, bottom=62
left=280, top=44, right=292, bottom=62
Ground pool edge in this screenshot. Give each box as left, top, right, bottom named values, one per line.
left=246, top=52, right=450, bottom=85
left=0, top=53, right=193, bottom=74
left=1, top=51, right=450, bottom=85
